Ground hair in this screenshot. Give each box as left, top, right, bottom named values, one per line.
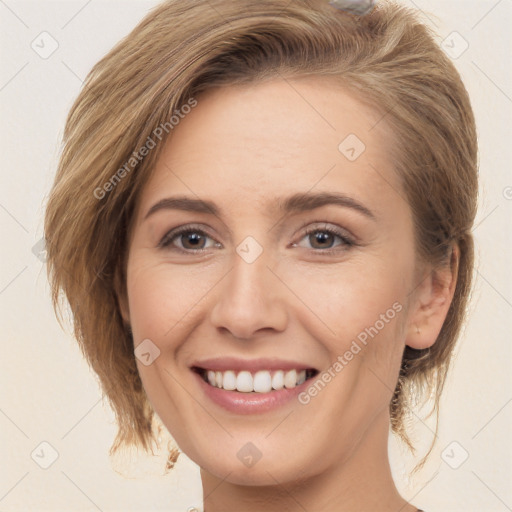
left=43, top=0, right=478, bottom=471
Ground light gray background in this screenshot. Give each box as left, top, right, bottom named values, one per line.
left=1, top=1, right=511, bottom=511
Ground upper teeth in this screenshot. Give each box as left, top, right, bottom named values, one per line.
left=205, top=369, right=306, bottom=393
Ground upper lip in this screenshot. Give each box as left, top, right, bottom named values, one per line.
left=190, top=357, right=318, bottom=373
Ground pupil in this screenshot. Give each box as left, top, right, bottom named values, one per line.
left=184, top=233, right=203, bottom=249
left=312, top=232, right=332, bottom=248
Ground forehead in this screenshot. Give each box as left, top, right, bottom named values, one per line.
left=136, top=76, right=403, bottom=220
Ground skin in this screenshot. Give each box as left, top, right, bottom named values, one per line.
left=118, top=76, right=458, bottom=512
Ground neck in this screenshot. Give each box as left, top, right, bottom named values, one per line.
left=200, top=408, right=419, bottom=512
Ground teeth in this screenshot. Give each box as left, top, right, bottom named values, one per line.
left=236, top=371, right=253, bottom=392
left=222, top=370, right=236, bottom=390
left=284, top=369, right=297, bottom=389
left=253, top=370, right=272, bottom=393
left=202, top=369, right=308, bottom=392
left=271, top=370, right=284, bottom=390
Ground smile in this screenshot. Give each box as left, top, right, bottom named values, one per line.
left=193, top=368, right=319, bottom=393
left=190, top=357, right=321, bottom=413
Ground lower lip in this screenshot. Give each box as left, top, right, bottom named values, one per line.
left=192, top=370, right=311, bottom=414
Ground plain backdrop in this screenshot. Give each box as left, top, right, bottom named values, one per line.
left=1, top=1, right=511, bottom=511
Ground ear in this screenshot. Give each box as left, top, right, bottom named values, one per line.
left=113, top=264, right=131, bottom=327
left=406, top=243, right=459, bottom=349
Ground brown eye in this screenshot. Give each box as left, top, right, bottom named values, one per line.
left=308, top=230, right=337, bottom=249
left=294, top=224, right=355, bottom=253
left=159, top=226, right=221, bottom=252
left=178, top=231, right=207, bottom=250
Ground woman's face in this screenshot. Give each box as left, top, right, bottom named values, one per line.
left=121, top=77, right=423, bottom=484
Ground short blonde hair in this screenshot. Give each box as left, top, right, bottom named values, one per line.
left=44, top=0, right=478, bottom=467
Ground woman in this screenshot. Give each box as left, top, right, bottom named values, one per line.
left=43, top=0, right=478, bottom=510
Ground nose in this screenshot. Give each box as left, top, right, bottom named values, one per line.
left=209, top=245, right=288, bottom=340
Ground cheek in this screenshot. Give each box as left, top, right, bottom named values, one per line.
left=286, top=254, right=411, bottom=397
left=285, top=253, right=410, bottom=337
left=125, top=257, right=218, bottom=339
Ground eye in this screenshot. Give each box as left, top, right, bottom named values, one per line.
left=159, top=225, right=221, bottom=253
left=293, top=222, right=355, bottom=253
left=158, top=222, right=356, bottom=254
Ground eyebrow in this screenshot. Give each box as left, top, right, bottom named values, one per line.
left=143, top=192, right=376, bottom=221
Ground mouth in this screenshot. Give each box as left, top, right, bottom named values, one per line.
left=191, top=366, right=320, bottom=393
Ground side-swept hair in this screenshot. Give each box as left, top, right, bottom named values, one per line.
left=44, top=0, right=478, bottom=470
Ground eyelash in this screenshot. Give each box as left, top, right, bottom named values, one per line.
left=158, top=222, right=356, bottom=255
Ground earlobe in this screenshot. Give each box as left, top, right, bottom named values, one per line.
left=117, top=292, right=131, bottom=326
left=113, top=266, right=131, bottom=327
left=406, top=243, right=459, bottom=350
